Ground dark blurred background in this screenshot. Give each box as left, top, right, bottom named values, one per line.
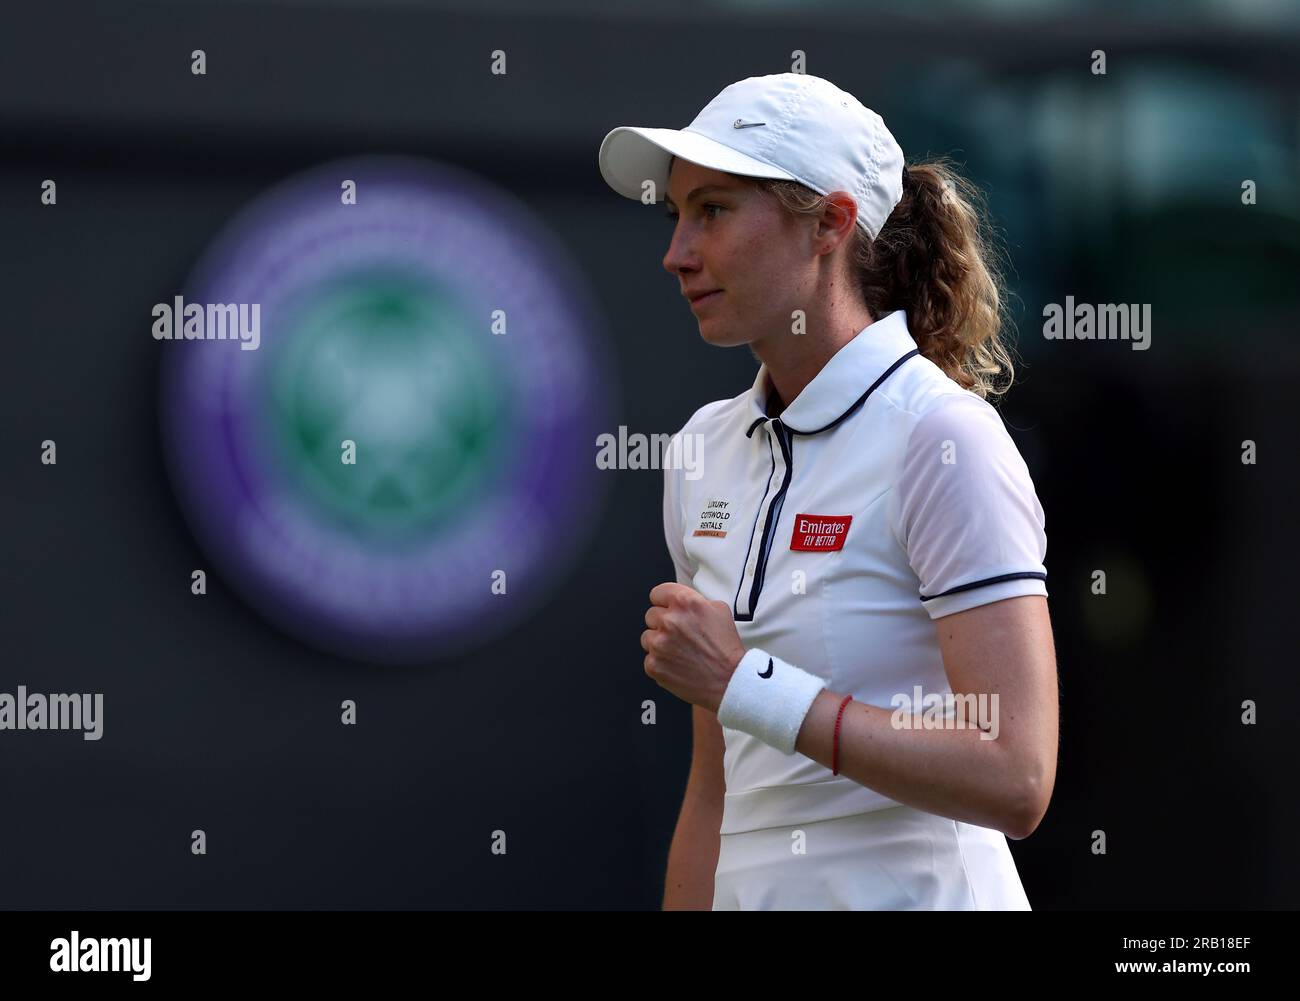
left=1, top=0, right=1297, bottom=909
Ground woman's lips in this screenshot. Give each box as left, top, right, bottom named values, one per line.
left=690, top=290, right=723, bottom=310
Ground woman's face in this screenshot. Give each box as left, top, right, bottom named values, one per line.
left=662, top=159, right=813, bottom=349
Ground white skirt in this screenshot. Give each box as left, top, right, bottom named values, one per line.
left=712, top=804, right=1031, bottom=910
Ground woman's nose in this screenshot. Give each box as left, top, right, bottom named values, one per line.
left=662, top=225, right=696, bottom=275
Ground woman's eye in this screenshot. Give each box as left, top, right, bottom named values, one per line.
left=662, top=205, right=723, bottom=221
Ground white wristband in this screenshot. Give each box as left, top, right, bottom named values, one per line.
left=716, top=648, right=826, bottom=756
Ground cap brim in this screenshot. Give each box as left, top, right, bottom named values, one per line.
left=598, top=126, right=799, bottom=202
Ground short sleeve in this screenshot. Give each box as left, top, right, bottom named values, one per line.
left=663, top=434, right=696, bottom=586
left=893, top=394, right=1048, bottom=619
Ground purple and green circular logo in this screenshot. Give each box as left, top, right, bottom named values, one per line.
left=160, top=156, right=612, bottom=664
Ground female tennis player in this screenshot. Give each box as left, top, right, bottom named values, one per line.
left=599, top=72, right=1058, bottom=910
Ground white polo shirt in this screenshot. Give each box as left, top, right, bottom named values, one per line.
left=662, top=308, right=1049, bottom=835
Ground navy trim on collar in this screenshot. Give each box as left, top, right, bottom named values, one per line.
left=745, top=348, right=919, bottom=439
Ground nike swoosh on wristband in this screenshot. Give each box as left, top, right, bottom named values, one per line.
left=758, top=657, right=773, bottom=678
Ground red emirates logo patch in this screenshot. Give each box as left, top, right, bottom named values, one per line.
left=789, top=514, right=852, bottom=551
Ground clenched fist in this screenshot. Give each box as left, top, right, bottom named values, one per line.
left=641, top=582, right=747, bottom=714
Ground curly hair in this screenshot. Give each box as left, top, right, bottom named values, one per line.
left=753, top=157, right=1019, bottom=403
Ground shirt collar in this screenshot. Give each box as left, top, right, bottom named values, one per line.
left=744, top=309, right=920, bottom=437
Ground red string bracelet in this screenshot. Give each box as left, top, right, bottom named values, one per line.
left=832, top=695, right=854, bottom=775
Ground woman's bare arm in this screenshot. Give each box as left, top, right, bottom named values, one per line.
left=662, top=705, right=726, bottom=909
left=793, top=594, right=1058, bottom=839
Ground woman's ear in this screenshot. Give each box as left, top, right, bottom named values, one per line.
left=814, top=194, right=858, bottom=253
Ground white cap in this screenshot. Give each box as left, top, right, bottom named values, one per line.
left=598, top=72, right=906, bottom=240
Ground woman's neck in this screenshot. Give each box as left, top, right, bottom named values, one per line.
left=756, top=308, right=877, bottom=415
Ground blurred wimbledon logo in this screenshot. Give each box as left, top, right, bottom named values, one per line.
left=159, top=156, right=612, bottom=664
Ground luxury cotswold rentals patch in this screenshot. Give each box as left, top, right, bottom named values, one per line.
left=692, top=498, right=733, bottom=538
